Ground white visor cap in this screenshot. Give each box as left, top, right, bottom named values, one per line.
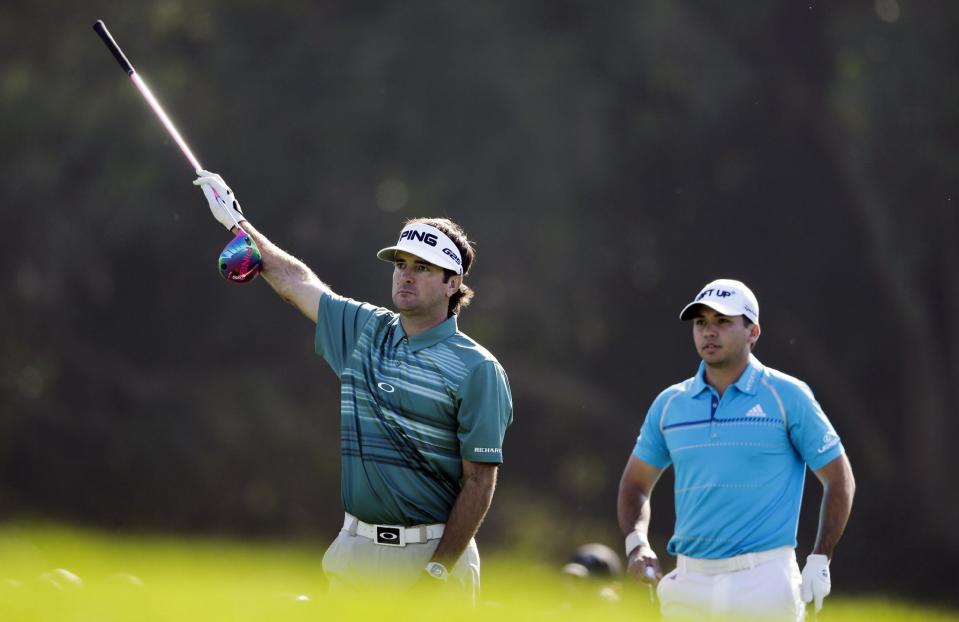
left=679, top=279, right=759, bottom=324
left=376, top=223, right=464, bottom=274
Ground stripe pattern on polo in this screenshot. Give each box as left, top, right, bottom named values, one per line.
left=316, top=293, right=512, bottom=526
left=633, top=355, right=844, bottom=559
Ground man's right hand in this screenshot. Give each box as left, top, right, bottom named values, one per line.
left=627, top=544, right=662, bottom=584
left=193, top=169, right=246, bottom=231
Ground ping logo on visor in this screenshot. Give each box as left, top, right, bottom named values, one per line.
left=400, top=229, right=438, bottom=246
left=376, top=223, right=463, bottom=274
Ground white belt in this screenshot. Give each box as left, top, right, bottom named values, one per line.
left=342, top=513, right=445, bottom=547
left=678, top=546, right=794, bottom=576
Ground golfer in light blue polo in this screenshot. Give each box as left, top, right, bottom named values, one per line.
left=617, top=279, right=855, bottom=621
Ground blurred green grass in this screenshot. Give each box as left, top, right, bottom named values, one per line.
left=0, top=523, right=955, bottom=621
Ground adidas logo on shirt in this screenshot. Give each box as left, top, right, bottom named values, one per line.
left=745, top=404, right=766, bottom=418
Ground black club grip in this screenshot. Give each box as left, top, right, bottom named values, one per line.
left=93, top=20, right=135, bottom=75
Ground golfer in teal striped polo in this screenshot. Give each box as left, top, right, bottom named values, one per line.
left=315, top=218, right=513, bottom=599
left=193, top=173, right=511, bottom=600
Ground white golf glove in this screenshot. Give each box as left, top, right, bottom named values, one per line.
left=193, top=170, right=246, bottom=231
left=800, top=554, right=831, bottom=612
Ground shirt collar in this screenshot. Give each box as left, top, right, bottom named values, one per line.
left=692, top=354, right=765, bottom=396
left=733, top=355, right=764, bottom=395
left=691, top=362, right=711, bottom=396
left=390, top=314, right=459, bottom=352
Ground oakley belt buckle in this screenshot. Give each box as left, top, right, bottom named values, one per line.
left=374, top=525, right=405, bottom=547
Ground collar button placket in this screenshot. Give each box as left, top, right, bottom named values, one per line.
left=710, top=395, right=720, bottom=439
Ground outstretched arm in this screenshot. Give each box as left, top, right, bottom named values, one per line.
left=233, top=221, right=330, bottom=322
left=617, top=454, right=665, bottom=583
left=194, top=171, right=331, bottom=322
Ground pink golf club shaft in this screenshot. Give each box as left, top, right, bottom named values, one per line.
left=129, top=72, right=202, bottom=173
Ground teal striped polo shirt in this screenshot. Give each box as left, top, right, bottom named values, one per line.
left=315, top=292, right=513, bottom=526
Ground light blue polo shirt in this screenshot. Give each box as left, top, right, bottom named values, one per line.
left=316, top=292, right=513, bottom=526
left=632, top=355, right=844, bottom=559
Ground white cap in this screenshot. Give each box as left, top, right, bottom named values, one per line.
left=679, top=279, right=759, bottom=324
left=376, top=223, right=463, bottom=274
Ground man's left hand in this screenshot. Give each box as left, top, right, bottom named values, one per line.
left=411, top=562, right=453, bottom=595
left=800, top=554, right=831, bottom=612
left=193, top=169, right=245, bottom=231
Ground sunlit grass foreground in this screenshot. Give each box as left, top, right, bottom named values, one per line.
left=0, top=524, right=955, bottom=621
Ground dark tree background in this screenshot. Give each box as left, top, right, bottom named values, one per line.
left=2, top=0, right=957, bottom=605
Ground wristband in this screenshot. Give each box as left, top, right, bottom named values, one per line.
left=625, top=531, right=649, bottom=556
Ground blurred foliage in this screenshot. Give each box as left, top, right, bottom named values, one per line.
left=1, top=0, right=957, bottom=605
left=1, top=524, right=957, bottom=621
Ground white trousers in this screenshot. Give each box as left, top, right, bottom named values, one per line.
left=657, top=548, right=805, bottom=621
left=321, top=527, right=480, bottom=603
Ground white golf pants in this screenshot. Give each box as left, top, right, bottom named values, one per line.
left=657, top=547, right=805, bottom=621
left=321, top=526, right=480, bottom=603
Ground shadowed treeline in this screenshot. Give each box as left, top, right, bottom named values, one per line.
left=1, top=0, right=957, bottom=606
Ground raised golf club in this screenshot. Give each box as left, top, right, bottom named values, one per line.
left=92, top=19, right=262, bottom=283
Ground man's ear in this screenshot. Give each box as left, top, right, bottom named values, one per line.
left=749, top=322, right=762, bottom=345
left=447, top=275, right=461, bottom=297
